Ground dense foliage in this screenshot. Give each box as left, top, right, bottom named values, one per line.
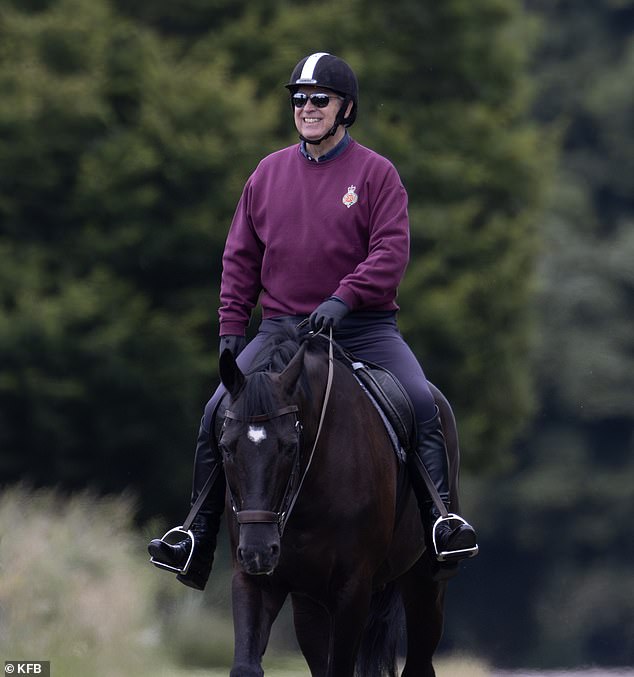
left=0, top=0, right=542, bottom=513
left=1, top=0, right=630, bottom=668
left=446, top=0, right=634, bottom=667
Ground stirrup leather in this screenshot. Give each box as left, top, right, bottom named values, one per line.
left=149, top=526, right=195, bottom=574
left=432, top=513, right=479, bottom=562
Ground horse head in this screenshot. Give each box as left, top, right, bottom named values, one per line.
left=218, top=343, right=307, bottom=575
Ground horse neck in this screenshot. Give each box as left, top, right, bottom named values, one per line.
left=294, top=352, right=388, bottom=511
left=298, top=349, right=331, bottom=442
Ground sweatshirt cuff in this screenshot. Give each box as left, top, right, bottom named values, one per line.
left=332, top=286, right=358, bottom=311
left=219, top=321, right=247, bottom=337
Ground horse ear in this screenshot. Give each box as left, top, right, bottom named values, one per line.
left=278, top=343, right=307, bottom=396
left=219, top=348, right=245, bottom=398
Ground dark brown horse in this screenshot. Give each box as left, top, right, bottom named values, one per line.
left=217, top=329, right=460, bottom=677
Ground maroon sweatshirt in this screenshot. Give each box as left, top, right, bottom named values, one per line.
left=219, top=139, right=410, bottom=336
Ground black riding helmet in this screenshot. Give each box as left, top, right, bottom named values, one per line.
left=285, top=52, right=358, bottom=144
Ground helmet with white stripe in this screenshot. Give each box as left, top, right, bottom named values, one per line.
left=285, top=52, right=358, bottom=130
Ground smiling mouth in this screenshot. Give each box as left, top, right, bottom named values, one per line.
left=303, top=118, right=321, bottom=123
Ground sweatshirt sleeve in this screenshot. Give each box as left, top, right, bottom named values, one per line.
left=218, top=178, right=264, bottom=336
left=334, top=166, right=410, bottom=310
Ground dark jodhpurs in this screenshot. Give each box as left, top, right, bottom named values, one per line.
left=190, top=312, right=437, bottom=505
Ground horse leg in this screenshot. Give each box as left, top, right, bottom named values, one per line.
left=291, top=592, right=331, bottom=677
left=400, top=556, right=446, bottom=677
left=326, top=580, right=373, bottom=677
left=230, top=570, right=287, bottom=677
left=292, top=582, right=371, bottom=677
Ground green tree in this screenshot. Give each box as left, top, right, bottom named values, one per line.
left=0, top=0, right=277, bottom=519
left=446, top=0, right=634, bottom=667
left=1, top=0, right=546, bottom=523
left=353, top=0, right=547, bottom=470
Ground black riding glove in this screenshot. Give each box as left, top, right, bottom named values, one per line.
left=219, top=335, right=247, bottom=359
left=309, top=297, right=350, bottom=332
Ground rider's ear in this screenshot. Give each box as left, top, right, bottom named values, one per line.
left=219, top=348, right=245, bottom=398
left=278, top=343, right=306, bottom=397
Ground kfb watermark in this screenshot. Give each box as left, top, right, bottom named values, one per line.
left=4, top=663, right=50, bottom=675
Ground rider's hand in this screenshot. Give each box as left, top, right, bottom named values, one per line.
left=309, top=297, right=349, bottom=332
left=219, top=335, right=247, bottom=359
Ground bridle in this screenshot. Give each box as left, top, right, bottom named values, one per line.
left=223, top=331, right=335, bottom=536
left=223, top=404, right=301, bottom=533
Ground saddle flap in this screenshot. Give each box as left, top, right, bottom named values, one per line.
left=350, top=361, right=415, bottom=453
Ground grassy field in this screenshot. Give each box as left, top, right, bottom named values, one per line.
left=0, top=487, right=491, bottom=677
left=3, top=488, right=631, bottom=677
left=150, top=655, right=492, bottom=677
left=155, top=657, right=491, bottom=677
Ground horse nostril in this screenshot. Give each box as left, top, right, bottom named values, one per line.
left=237, top=547, right=244, bottom=563
left=270, top=543, right=280, bottom=558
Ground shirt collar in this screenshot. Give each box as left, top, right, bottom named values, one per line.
left=300, top=131, right=351, bottom=163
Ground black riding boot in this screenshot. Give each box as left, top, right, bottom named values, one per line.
left=148, top=419, right=225, bottom=591
left=408, top=407, right=478, bottom=577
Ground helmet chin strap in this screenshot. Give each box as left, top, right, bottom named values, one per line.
left=301, top=123, right=339, bottom=146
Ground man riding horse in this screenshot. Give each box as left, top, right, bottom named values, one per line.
left=148, top=52, right=478, bottom=589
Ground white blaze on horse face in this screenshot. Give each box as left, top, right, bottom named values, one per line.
left=247, top=425, right=267, bottom=446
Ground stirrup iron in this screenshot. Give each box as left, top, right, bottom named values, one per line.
left=432, top=513, right=479, bottom=562
left=149, top=526, right=195, bottom=574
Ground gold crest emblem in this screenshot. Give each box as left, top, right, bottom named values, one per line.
left=342, top=185, right=358, bottom=208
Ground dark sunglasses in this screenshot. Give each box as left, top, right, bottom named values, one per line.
left=291, top=92, right=344, bottom=109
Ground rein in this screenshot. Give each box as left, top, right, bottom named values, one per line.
left=280, top=330, right=334, bottom=534
left=225, top=329, right=335, bottom=535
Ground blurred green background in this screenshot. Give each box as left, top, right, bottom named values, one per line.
left=0, top=0, right=632, bottom=673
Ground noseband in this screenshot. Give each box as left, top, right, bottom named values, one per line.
left=223, top=333, right=335, bottom=535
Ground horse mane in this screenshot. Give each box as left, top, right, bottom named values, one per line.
left=246, top=324, right=306, bottom=374
left=232, top=323, right=325, bottom=420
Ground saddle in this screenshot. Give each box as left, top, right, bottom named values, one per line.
left=338, top=352, right=415, bottom=462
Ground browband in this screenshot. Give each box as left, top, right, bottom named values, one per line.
left=224, top=405, right=299, bottom=423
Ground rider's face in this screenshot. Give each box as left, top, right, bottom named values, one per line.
left=292, top=86, right=347, bottom=144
